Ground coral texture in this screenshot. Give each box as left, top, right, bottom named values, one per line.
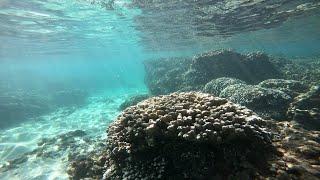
left=104, top=92, right=273, bottom=179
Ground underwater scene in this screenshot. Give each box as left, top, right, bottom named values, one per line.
left=0, top=0, right=320, bottom=179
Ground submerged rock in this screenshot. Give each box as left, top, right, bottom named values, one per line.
left=119, top=94, right=150, bottom=110
left=288, top=85, right=320, bottom=129
left=104, top=92, right=274, bottom=179
left=203, top=77, right=246, bottom=96
left=220, top=84, right=292, bottom=120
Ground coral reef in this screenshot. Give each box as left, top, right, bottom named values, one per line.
left=287, top=86, right=320, bottom=129
left=119, top=94, right=150, bottom=110
left=203, top=77, right=246, bottom=96
left=65, top=93, right=320, bottom=180
left=202, top=77, right=311, bottom=121
left=220, top=84, right=292, bottom=120
left=144, top=50, right=320, bottom=97
left=67, top=121, right=320, bottom=180
left=143, top=50, right=319, bottom=122
left=104, top=92, right=274, bottom=179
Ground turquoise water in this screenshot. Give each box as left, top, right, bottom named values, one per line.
left=0, top=0, right=320, bottom=179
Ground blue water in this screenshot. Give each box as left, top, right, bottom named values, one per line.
left=0, top=0, right=320, bottom=179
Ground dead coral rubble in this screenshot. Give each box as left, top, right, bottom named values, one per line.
left=104, top=92, right=274, bottom=179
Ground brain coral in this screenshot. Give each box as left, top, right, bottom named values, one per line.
left=104, top=92, right=273, bottom=179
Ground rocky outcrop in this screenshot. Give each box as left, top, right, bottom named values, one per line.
left=119, top=94, right=150, bottom=110
left=144, top=50, right=282, bottom=95
left=220, top=84, right=292, bottom=120
left=104, top=92, right=274, bottom=179
left=287, top=85, right=320, bottom=129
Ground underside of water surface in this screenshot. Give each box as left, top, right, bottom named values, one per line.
left=0, top=0, right=319, bottom=179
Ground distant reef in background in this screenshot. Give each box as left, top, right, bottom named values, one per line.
left=143, top=49, right=319, bottom=123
